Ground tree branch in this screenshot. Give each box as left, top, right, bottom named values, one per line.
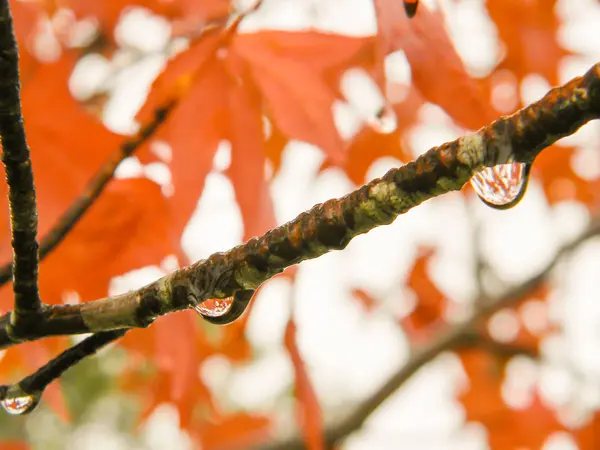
left=0, top=62, right=599, bottom=349
left=257, top=218, right=600, bottom=450
left=0, top=0, right=41, bottom=323
left=0, top=329, right=126, bottom=414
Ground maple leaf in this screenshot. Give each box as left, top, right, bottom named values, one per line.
left=402, top=247, right=448, bottom=338
left=573, top=411, right=600, bottom=450
left=197, top=412, right=272, bottom=450
left=374, top=0, right=497, bottom=130
left=458, top=349, right=564, bottom=449
left=121, top=312, right=217, bottom=430
left=11, top=0, right=42, bottom=79
left=534, top=145, right=599, bottom=209
left=226, top=69, right=276, bottom=241
left=285, top=317, right=324, bottom=450
left=36, top=178, right=176, bottom=302
left=233, top=31, right=368, bottom=165
left=486, top=0, right=571, bottom=85
left=137, top=28, right=376, bottom=246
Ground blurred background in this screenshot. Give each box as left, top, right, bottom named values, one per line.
left=1, top=0, right=600, bottom=448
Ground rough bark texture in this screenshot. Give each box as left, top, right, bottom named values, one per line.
left=0, top=0, right=41, bottom=324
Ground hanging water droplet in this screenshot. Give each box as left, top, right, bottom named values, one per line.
left=193, top=290, right=255, bottom=325
left=1, top=391, right=41, bottom=415
left=193, top=297, right=234, bottom=318
left=368, top=105, right=397, bottom=134
left=470, top=162, right=532, bottom=209
left=403, top=0, right=419, bottom=18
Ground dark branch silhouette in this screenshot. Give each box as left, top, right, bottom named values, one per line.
left=0, top=0, right=41, bottom=327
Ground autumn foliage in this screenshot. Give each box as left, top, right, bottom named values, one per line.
left=1, top=0, right=599, bottom=448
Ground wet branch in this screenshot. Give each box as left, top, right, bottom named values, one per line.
left=0, top=62, right=599, bottom=348
left=0, top=0, right=41, bottom=323
left=257, top=218, right=600, bottom=450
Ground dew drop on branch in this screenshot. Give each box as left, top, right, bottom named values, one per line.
left=192, top=297, right=234, bottom=318
left=1, top=392, right=41, bottom=415
left=470, top=162, right=532, bottom=209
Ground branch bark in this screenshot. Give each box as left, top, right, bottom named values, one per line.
left=0, top=61, right=599, bottom=349
left=0, top=0, right=41, bottom=324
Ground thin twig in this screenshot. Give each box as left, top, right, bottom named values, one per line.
left=256, top=218, right=600, bottom=450
left=0, top=62, right=599, bottom=348
left=0, top=0, right=41, bottom=322
left=0, top=329, right=126, bottom=413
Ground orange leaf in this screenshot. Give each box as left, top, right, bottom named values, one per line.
left=534, top=145, right=599, bottom=208
left=351, top=288, right=377, bottom=313
left=37, top=178, right=176, bottom=302
left=233, top=32, right=373, bottom=164
left=458, top=349, right=563, bottom=449
left=486, top=0, right=570, bottom=85
left=198, top=413, right=272, bottom=450
left=284, top=318, right=324, bottom=450
left=375, top=0, right=497, bottom=130
left=136, top=29, right=225, bottom=125
left=402, top=247, right=447, bottom=337
left=0, top=442, right=29, bottom=450
left=226, top=71, right=276, bottom=241
left=233, top=34, right=343, bottom=164
left=573, top=411, right=600, bottom=450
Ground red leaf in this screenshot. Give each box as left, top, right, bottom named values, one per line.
left=0, top=442, right=29, bottom=450
left=375, top=0, right=497, bottom=130
left=37, top=178, right=176, bottom=302
left=402, top=247, right=447, bottom=337
left=486, top=0, right=569, bottom=85
left=458, top=349, right=563, bottom=450
left=351, top=288, right=377, bottom=313
left=136, top=29, right=225, bottom=125
left=534, top=145, right=600, bottom=209
left=284, top=318, right=324, bottom=450
left=198, top=413, right=272, bottom=450
left=233, top=33, right=344, bottom=164
left=226, top=71, right=276, bottom=241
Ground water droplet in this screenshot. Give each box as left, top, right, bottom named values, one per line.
left=193, top=297, right=234, bottom=318
left=1, top=391, right=41, bottom=415
left=470, top=162, right=532, bottom=209
left=193, top=290, right=255, bottom=325
left=368, top=105, right=397, bottom=134
left=403, top=0, right=419, bottom=18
